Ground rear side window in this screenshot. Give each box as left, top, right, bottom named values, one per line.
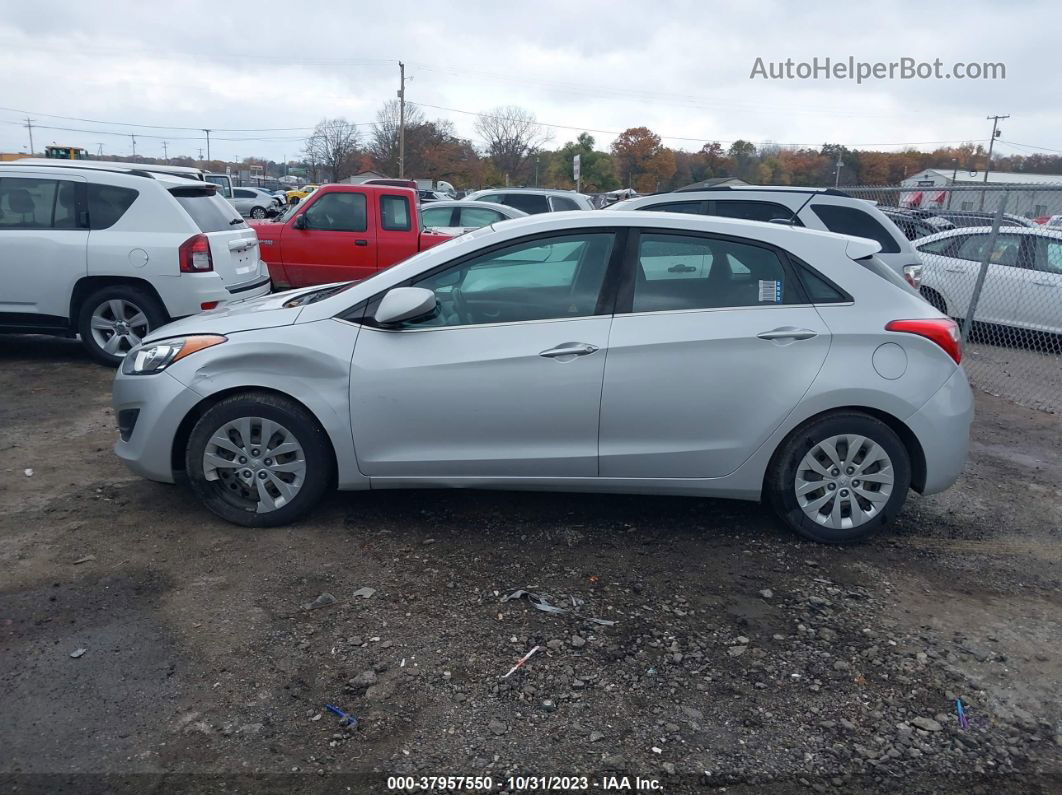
left=916, top=236, right=957, bottom=255
left=380, top=194, right=411, bottom=231
left=711, top=200, right=800, bottom=225
left=87, top=184, right=138, bottom=230
left=550, top=195, right=581, bottom=211
left=641, top=200, right=704, bottom=214
left=502, top=193, right=550, bottom=214
left=421, top=206, right=455, bottom=227
left=811, top=204, right=901, bottom=253
left=172, top=188, right=244, bottom=232
left=459, top=206, right=505, bottom=227
left=633, top=233, right=799, bottom=312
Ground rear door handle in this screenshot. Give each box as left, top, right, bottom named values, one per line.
left=944, top=266, right=964, bottom=272
left=539, top=342, right=599, bottom=359
left=757, top=327, right=818, bottom=341
left=354, top=239, right=368, bottom=246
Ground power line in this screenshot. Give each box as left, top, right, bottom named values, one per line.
left=0, top=105, right=317, bottom=132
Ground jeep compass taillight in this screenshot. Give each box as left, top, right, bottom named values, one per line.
left=179, top=234, right=213, bottom=273
left=886, top=318, right=962, bottom=364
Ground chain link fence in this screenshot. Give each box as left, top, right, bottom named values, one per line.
left=839, top=184, right=1062, bottom=414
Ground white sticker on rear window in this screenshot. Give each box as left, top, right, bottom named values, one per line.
left=758, top=279, right=782, bottom=303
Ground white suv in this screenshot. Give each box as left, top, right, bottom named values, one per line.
left=0, top=162, right=271, bottom=365
left=608, top=186, right=924, bottom=288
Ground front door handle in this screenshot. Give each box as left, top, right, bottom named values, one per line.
left=539, top=342, right=599, bottom=359
left=757, top=326, right=818, bottom=341
left=354, top=239, right=368, bottom=246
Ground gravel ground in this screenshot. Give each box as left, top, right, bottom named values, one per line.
left=1, top=335, right=1061, bottom=794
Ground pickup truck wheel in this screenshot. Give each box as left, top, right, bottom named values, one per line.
left=250, top=206, right=267, bottom=219
left=77, top=285, right=167, bottom=367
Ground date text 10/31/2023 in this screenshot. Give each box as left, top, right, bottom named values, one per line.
left=386, top=775, right=664, bottom=791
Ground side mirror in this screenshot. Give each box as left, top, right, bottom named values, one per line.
left=293, top=214, right=308, bottom=229
left=373, top=287, right=437, bottom=326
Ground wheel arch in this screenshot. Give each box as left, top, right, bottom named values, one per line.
left=171, top=385, right=339, bottom=484
left=765, top=405, right=927, bottom=494
left=70, top=276, right=171, bottom=328
left=919, top=285, right=950, bottom=316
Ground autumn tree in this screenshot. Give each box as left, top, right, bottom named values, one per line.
left=610, top=127, right=676, bottom=192
left=305, top=118, right=360, bottom=182
left=369, top=100, right=427, bottom=176
left=474, top=106, right=552, bottom=184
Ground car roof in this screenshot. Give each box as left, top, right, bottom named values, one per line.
left=8, top=158, right=205, bottom=178
left=673, top=185, right=852, bottom=196
left=422, top=200, right=527, bottom=215
left=469, top=187, right=591, bottom=198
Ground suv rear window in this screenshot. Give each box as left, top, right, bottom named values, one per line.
left=810, top=204, right=901, bottom=253
left=502, top=193, right=550, bottom=214
left=171, top=187, right=245, bottom=232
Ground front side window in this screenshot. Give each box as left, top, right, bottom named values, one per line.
left=303, top=192, right=367, bottom=232
left=810, top=203, right=901, bottom=253
left=633, top=233, right=797, bottom=313
left=87, top=183, right=138, bottom=229
left=1035, top=238, right=1062, bottom=275
left=0, top=177, right=61, bottom=229
left=396, top=232, right=615, bottom=328
left=421, top=206, right=455, bottom=228
left=502, top=193, right=550, bottom=214
left=380, top=195, right=411, bottom=231
left=954, top=233, right=1024, bottom=267
left=458, top=207, right=504, bottom=227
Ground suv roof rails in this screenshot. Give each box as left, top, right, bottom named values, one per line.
left=0, top=161, right=158, bottom=179
left=672, top=185, right=852, bottom=198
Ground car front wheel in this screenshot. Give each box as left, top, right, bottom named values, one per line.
left=766, top=412, right=911, bottom=544
left=185, top=393, right=333, bottom=527
left=250, top=206, right=267, bottom=219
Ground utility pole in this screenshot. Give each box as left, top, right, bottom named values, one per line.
left=397, top=61, right=406, bottom=178
left=204, top=129, right=212, bottom=163
left=834, top=153, right=845, bottom=187
left=130, top=134, right=137, bottom=158
left=24, top=117, right=34, bottom=155
left=980, top=114, right=1008, bottom=210
left=162, top=141, right=168, bottom=162
left=95, top=143, right=104, bottom=157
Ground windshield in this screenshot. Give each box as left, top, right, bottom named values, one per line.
left=276, top=198, right=307, bottom=223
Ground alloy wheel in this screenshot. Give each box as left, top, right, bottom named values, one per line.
left=794, top=434, right=895, bottom=530
left=89, top=299, right=150, bottom=358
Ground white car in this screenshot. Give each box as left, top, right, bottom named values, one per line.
left=914, top=226, right=1062, bottom=334
left=464, top=188, right=595, bottom=214
left=420, top=200, right=528, bottom=235
left=230, top=187, right=280, bottom=219
left=0, top=162, right=272, bottom=365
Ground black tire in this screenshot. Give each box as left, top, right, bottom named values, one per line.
left=185, top=392, right=333, bottom=527
left=920, top=287, right=948, bottom=315
left=77, top=285, right=168, bottom=367
left=250, top=206, right=267, bottom=219
left=765, top=412, right=912, bottom=544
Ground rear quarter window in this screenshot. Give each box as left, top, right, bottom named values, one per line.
left=810, top=203, right=901, bottom=253
left=87, top=184, right=139, bottom=230
left=171, top=188, right=245, bottom=232
left=503, top=193, right=550, bottom=214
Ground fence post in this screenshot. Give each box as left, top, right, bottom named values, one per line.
left=960, top=190, right=1009, bottom=344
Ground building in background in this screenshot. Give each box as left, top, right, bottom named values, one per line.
left=901, top=169, right=1062, bottom=217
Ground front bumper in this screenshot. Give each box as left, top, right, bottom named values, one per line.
left=112, top=369, right=202, bottom=483
left=906, top=366, right=974, bottom=495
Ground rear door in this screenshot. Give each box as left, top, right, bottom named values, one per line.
left=170, top=186, right=262, bottom=288
left=0, top=173, right=88, bottom=321
left=599, top=229, right=830, bottom=478
left=935, top=232, right=1024, bottom=324
left=281, top=189, right=377, bottom=285
left=1022, top=235, right=1062, bottom=333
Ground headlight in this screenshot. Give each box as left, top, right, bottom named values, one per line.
left=122, top=335, right=227, bottom=375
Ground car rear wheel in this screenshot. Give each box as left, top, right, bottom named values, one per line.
left=766, top=412, right=911, bottom=544
left=77, top=285, right=167, bottom=366
left=185, top=393, right=332, bottom=527
left=250, top=206, right=267, bottom=219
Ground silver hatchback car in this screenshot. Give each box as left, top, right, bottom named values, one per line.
left=113, top=211, right=973, bottom=543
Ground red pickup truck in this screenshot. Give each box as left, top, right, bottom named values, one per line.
left=248, top=184, right=452, bottom=287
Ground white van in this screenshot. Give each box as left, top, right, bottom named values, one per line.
left=0, top=162, right=271, bottom=364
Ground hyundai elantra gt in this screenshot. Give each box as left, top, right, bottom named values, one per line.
left=113, top=211, right=972, bottom=543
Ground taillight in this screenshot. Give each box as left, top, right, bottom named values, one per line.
left=903, top=264, right=923, bottom=289
left=179, top=234, right=213, bottom=273
left=886, top=318, right=961, bottom=364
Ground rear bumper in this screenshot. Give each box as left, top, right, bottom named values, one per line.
left=906, top=366, right=974, bottom=494
left=112, top=369, right=201, bottom=483
left=157, top=266, right=272, bottom=318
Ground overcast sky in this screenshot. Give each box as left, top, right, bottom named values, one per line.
left=0, top=0, right=1055, bottom=165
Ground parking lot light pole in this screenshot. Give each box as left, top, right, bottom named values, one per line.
left=979, top=115, right=1008, bottom=210
left=398, top=61, right=406, bottom=178
left=204, top=129, right=212, bottom=164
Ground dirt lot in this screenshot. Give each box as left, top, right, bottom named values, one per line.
left=2, top=334, right=1061, bottom=794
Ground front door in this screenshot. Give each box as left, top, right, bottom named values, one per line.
left=349, top=230, right=619, bottom=477
left=283, top=191, right=376, bottom=286
left=599, top=230, right=831, bottom=478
